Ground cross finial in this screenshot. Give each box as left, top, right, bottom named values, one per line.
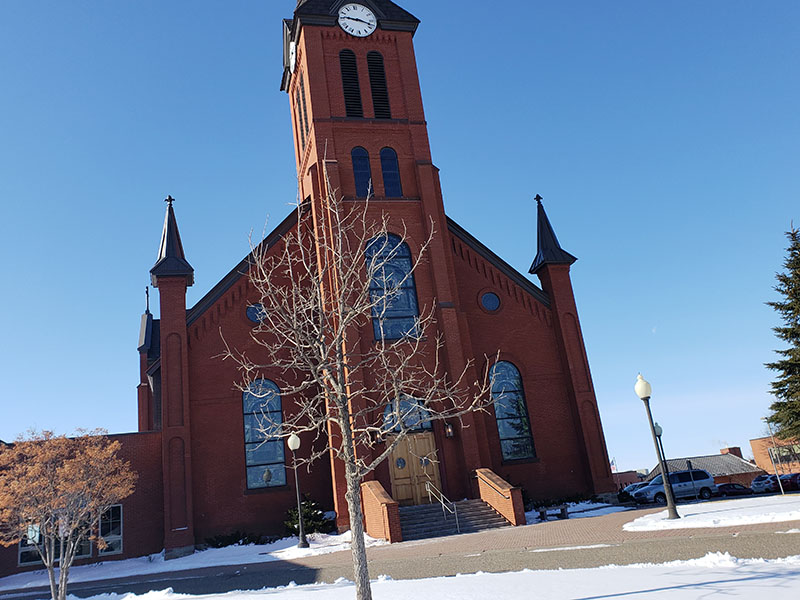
left=165, top=195, right=175, bottom=206
left=534, top=194, right=543, bottom=205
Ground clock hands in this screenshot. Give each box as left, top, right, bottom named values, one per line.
left=341, top=15, right=374, bottom=26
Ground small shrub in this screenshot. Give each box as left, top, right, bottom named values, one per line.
left=204, top=530, right=269, bottom=548
left=284, top=495, right=337, bottom=536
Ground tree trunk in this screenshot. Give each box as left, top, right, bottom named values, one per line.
left=344, top=465, right=372, bottom=600
left=46, top=562, right=57, bottom=600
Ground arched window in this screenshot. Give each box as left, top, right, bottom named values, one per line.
left=339, top=49, right=363, bottom=118
left=490, top=361, right=535, bottom=461
left=380, top=147, right=403, bottom=198
left=383, top=396, right=432, bottom=433
left=365, top=233, right=419, bottom=340
left=367, top=51, right=391, bottom=119
left=242, top=379, right=286, bottom=489
left=352, top=147, right=372, bottom=198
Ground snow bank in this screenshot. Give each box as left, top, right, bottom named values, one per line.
left=63, top=553, right=800, bottom=600
left=624, top=495, right=800, bottom=531
left=0, top=532, right=387, bottom=592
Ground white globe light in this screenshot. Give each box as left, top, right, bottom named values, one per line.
left=288, top=433, right=301, bottom=451
left=634, top=374, right=652, bottom=400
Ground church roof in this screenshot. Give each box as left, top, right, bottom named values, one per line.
left=647, top=453, right=764, bottom=480
left=528, top=196, right=577, bottom=275
left=447, top=218, right=550, bottom=307
left=150, top=199, right=194, bottom=286
left=294, top=0, right=419, bottom=31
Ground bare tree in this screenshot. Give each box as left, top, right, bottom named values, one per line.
left=0, top=430, right=137, bottom=600
left=222, top=174, right=494, bottom=600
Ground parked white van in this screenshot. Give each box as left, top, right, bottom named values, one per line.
left=633, top=469, right=718, bottom=504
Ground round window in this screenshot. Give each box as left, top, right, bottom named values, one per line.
left=246, top=303, right=266, bottom=323
left=481, top=292, right=501, bottom=312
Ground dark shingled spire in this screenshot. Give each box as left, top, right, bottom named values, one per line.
left=150, top=196, right=194, bottom=286
left=529, top=195, right=577, bottom=275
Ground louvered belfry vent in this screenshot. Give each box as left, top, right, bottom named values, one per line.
left=367, top=51, right=391, bottom=119
left=339, top=49, right=364, bottom=118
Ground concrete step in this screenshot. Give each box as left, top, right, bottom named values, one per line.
left=398, top=499, right=510, bottom=541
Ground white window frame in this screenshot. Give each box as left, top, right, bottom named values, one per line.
left=98, top=504, right=123, bottom=556
left=18, top=527, right=93, bottom=567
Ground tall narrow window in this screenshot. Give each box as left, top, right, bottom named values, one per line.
left=380, top=147, right=402, bottom=197
left=243, top=379, right=286, bottom=489
left=365, top=233, right=419, bottom=340
left=294, top=90, right=306, bottom=149
left=339, top=49, right=363, bottom=118
left=490, top=361, right=536, bottom=461
left=367, top=51, right=391, bottom=119
left=99, top=505, right=123, bottom=555
left=299, top=74, right=310, bottom=139
left=352, top=147, right=372, bottom=198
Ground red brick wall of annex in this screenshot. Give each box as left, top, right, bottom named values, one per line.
left=0, top=431, right=163, bottom=578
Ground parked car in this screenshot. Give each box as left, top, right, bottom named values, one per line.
left=633, top=469, right=718, bottom=504
left=717, top=483, right=754, bottom=497
left=751, top=474, right=779, bottom=493
left=618, top=481, right=648, bottom=503
left=778, top=473, right=800, bottom=491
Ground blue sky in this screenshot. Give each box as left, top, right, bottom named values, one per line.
left=0, top=1, right=798, bottom=473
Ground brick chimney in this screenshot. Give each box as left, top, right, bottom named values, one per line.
left=721, top=447, right=743, bottom=458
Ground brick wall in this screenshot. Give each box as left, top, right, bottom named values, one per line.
left=750, top=436, right=800, bottom=475
left=475, top=469, right=526, bottom=526
left=360, top=481, right=402, bottom=543
left=0, top=431, right=163, bottom=578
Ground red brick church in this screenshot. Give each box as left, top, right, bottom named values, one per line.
left=2, top=0, right=614, bottom=574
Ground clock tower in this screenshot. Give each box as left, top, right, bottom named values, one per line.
left=280, top=0, right=496, bottom=527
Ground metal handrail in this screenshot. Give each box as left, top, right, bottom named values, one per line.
left=425, top=481, right=460, bottom=533
left=474, top=470, right=511, bottom=500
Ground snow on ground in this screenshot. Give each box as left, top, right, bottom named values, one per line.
left=624, top=494, right=800, bottom=531
left=63, top=553, right=800, bottom=600
left=0, top=532, right=387, bottom=592
left=524, top=499, right=631, bottom=523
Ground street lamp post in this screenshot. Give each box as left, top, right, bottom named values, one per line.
left=653, top=422, right=671, bottom=481
left=635, top=375, right=680, bottom=520
left=287, top=433, right=309, bottom=548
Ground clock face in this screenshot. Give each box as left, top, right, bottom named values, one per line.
left=338, top=3, right=377, bottom=38
left=289, top=41, right=297, bottom=74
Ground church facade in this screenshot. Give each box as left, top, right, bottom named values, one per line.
left=1, top=0, right=614, bottom=575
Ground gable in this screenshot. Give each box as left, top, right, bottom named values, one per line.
left=447, top=217, right=550, bottom=309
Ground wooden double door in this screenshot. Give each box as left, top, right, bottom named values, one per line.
left=387, top=431, right=442, bottom=506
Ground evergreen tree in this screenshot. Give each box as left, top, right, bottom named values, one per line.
left=766, top=227, right=800, bottom=439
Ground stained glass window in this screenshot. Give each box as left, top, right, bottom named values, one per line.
left=243, top=379, right=286, bottom=489
left=490, top=361, right=536, bottom=461
left=365, top=233, right=419, bottom=340
left=352, top=147, right=372, bottom=198
left=383, top=396, right=432, bottom=433
left=380, top=147, right=402, bottom=198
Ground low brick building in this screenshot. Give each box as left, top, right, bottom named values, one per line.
left=646, top=447, right=764, bottom=487
left=750, top=436, right=800, bottom=475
